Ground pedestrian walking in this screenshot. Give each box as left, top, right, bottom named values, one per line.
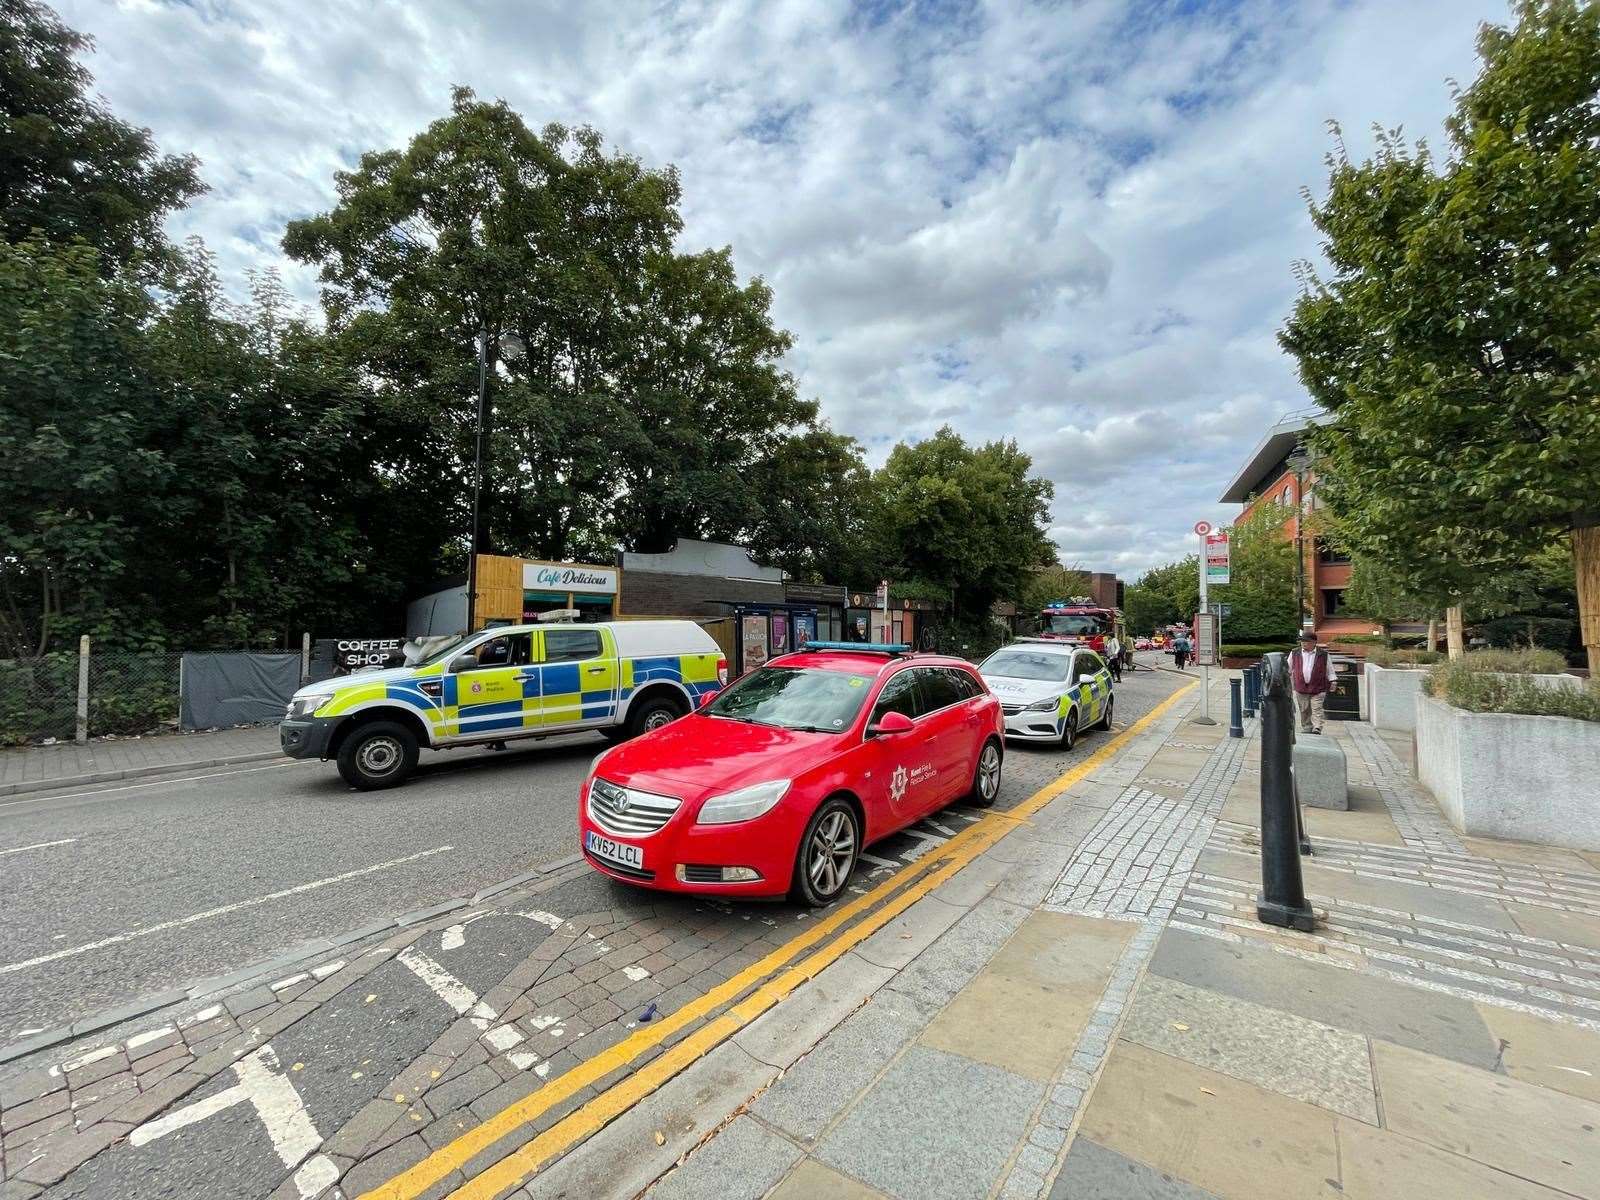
left=1172, top=632, right=1191, bottom=671
left=1289, top=629, right=1332, bottom=734
left=1105, top=634, right=1123, bottom=682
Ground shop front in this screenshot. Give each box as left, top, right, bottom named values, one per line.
left=845, top=591, right=940, bottom=649
left=473, top=554, right=621, bottom=629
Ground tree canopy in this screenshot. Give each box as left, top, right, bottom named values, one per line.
left=1, top=0, right=202, bottom=269
left=1279, top=0, right=1599, bottom=665
left=0, top=11, right=1061, bottom=660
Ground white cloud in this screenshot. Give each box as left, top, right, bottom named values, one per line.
left=58, top=0, right=1509, bottom=579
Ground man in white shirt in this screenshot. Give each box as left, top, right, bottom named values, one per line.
left=1288, top=630, right=1333, bottom=733
left=1105, top=634, right=1122, bottom=681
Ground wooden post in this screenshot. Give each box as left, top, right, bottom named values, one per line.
left=301, top=631, right=311, bottom=682
left=1575, top=520, right=1600, bottom=677
left=1427, top=618, right=1440, bottom=653
left=1446, top=605, right=1466, bottom=661
left=75, top=635, right=90, bottom=744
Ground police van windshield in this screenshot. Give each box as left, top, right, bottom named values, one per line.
left=981, top=650, right=1073, bottom=682
left=414, top=633, right=475, bottom=667
left=706, top=666, right=873, bottom=733
left=1044, top=613, right=1107, bottom=636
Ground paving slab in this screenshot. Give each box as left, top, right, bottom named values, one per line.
left=1048, top=1137, right=1221, bottom=1200
left=1335, top=1114, right=1569, bottom=1200
left=519, top=1043, right=778, bottom=1200
left=732, top=952, right=893, bottom=1070
left=1503, top=900, right=1600, bottom=955
left=815, top=1044, right=1043, bottom=1200
left=768, top=1157, right=890, bottom=1199
left=1460, top=837, right=1599, bottom=873
left=645, top=1115, right=803, bottom=1200
left=920, top=911, right=1131, bottom=1082
left=1148, top=927, right=1502, bottom=1070
left=749, top=997, right=924, bottom=1146
left=1121, top=975, right=1377, bottom=1123
left=1371, top=1038, right=1600, bottom=1198
left=1475, top=1002, right=1600, bottom=1104
left=1077, top=1041, right=1340, bottom=1200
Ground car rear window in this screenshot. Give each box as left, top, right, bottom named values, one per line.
left=981, top=649, right=1072, bottom=682
left=706, top=666, right=874, bottom=733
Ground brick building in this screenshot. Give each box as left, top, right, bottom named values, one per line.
left=1219, top=412, right=1416, bottom=641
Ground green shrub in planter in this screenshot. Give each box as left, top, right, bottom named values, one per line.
left=1425, top=650, right=1598, bottom=721
left=1368, top=648, right=1443, bottom=668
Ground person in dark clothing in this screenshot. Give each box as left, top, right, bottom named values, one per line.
left=1172, top=633, right=1191, bottom=671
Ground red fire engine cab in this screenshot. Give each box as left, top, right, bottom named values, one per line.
left=1037, top=599, right=1130, bottom=667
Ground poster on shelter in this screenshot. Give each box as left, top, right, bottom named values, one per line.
left=770, top=614, right=789, bottom=655
left=742, top=615, right=768, bottom=671
left=794, top=613, right=816, bottom=647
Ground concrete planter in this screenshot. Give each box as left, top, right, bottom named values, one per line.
left=1415, top=693, right=1600, bottom=851
left=1365, top=663, right=1427, bottom=732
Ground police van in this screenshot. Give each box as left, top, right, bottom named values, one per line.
left=280, top=620, right=725, bottom=789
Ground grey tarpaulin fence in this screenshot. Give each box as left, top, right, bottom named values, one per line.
left=179, top=652, right=303, bottom=731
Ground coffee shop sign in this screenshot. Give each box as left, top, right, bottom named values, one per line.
left=522, top=563, right=618, bottom=594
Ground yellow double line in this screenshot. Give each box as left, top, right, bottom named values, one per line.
left=364, top=682, right=1197, bottom=1200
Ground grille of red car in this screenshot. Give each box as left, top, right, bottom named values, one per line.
left=588, top=778, right=681, bottom=837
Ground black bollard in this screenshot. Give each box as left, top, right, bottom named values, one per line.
left=1229, top=678, right=1244, bottom=738
left=1256, top=652, right=1314, bottom=931
left=1243, top=664, right=1259, bottom=717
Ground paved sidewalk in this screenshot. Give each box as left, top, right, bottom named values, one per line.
left=623, top=674, right=1600, bottom=1200
left=0, top=725, right=282, bottom=795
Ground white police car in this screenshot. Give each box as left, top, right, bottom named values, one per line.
left=977, top=639, right=1114, bottom=750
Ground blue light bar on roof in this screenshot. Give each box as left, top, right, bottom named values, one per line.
left=796, top=641, right=911, bottom=654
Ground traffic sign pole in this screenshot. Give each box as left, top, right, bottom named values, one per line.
left=1194, top=521, right=1215, bottom=725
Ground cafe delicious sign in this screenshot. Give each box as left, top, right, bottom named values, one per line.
left=521, top=562, right=618, bottom=595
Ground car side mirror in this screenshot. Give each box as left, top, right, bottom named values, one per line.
left=697, top=689, right=720, bottom=709
left=867, top=710, right=915, bottom=736
left=448, top=653, right=479, bottom=674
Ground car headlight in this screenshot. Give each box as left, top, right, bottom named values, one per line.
left=696, top=779, right=791, bottom=825
left=286, top=694, right=335, bottom=720
left=1024, top=695, right=1062, bottom=712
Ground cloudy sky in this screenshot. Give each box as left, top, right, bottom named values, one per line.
left=58, top=0, right=1506, bottom=579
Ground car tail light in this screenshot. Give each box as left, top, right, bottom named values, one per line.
left=716, top=657, right=728, bottom=685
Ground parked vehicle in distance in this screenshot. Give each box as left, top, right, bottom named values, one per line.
left=280, top=620, right=725, bottom=789
left=577, top=643, right=1004, bottom=905
left=977, top=640, right=1115, bottom=750
left=1135, top=637, right=1154, bottom=651
left=1036, top=598, right=1130, bottom=668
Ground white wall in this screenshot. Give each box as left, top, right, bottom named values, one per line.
left=1416, top=694, right=1600, bottom=851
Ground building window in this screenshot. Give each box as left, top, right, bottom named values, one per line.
left=1321, top=588, right=1346, bottom=617
left=1315, top=539, right=1351, bottom=565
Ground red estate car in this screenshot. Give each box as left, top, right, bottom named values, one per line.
left=578, top=644, right=1004, bottom=905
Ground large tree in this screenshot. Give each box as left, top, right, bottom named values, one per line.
left=285, top=89, right=842, bottom=567
left=871, top=427, right=1056, bottom=616
left=1280, top=0, right=1600, bottom=668
left=1, top=0, right=202, bottom=269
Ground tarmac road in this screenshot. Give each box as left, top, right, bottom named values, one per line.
left=0, top=660, right=1185, bottom=1048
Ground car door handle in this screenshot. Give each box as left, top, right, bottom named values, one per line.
left=584, top=666, right=606, bottom=674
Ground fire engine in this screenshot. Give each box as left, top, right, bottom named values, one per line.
left=1037, top=598, right=1130, bottom=666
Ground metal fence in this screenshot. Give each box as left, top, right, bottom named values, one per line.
left=0, top=643, right=297, bottom=746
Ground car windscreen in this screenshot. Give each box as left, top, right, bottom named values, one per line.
left=1045, top=614, right=1107, bottom=636
left=980, top=650, right=1072, bottom=682
left=705, top=666, right=874, bottom=732
left=414, top=633, right=474, bottom=667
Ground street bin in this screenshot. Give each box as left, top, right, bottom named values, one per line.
left=1324, top=655, right=1362, bottom=721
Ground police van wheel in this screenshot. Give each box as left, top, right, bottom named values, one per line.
left=337, top=722, right=418, bottom=791
left=1059, top=708, right=1078, bottom=751
left=1096, top=694, right=1115, bottom=731
left=625, top=695, right=685, bottom=740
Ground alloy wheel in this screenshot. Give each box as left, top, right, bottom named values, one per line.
left=977, top=743, right=1001, bottom=800
left=806, top=809, right=857, bottom=897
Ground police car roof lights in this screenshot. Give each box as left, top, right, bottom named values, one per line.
left=794, top=641, right=912, bottom=656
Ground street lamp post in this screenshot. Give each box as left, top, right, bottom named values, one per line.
left=1287, top=451, right=1310, bottom=633
left=465, top=328, right=526, bottom=633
